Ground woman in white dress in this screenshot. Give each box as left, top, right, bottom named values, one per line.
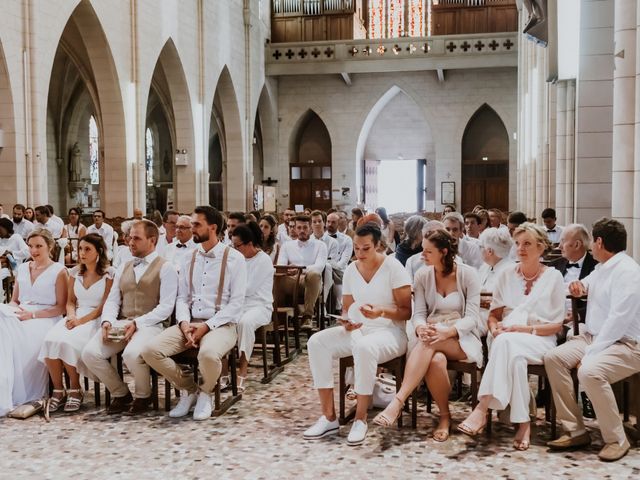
left=61, top=207, right=87, bottom=264
left=374, top=229, right=482, bottom=442
left=458, top=223, right=565, bottom=450
left=39, top=233, right=114, bottom=412
left=375, top=207, right=397, bottom=253
left=304, top=223, right=412, bottom=446
left=230, top=223, right=274, bottom=392
left=0, top=228, right=67, bottom=416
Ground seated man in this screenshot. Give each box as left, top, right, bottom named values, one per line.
left=161, top=214, right=196, bottom=272
left=81, top=219, right=178, bottom=415
left=311, top=210, right=338, bottom=306
left=277, top=208, right=295, bottom=244
left=276, top=214, right=328, bottom=329
left=544, top=218, right=640, bottom=462
left=155, top=210, right=179, bottom=255
left=325, top=212, right=353, bottom=311
left=223, top=211, right=246, bottom=246
left=34, top=205, right=63, bottom=238
left=443, top=212, right=483, bottom=268
left=12, top=204, right=34, bottom=240
left=87, top=210, right=115, bottom=259
left=541, top=207, right=564, bottom=245
left=142, top=206, right=247, bottom=421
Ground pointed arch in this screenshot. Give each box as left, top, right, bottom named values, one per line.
left=0, top=40, right=17, bottom=204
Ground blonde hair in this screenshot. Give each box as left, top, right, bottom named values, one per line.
left=27, top=227, right=55, bottom=253
left=513, top=222, right=551, bottom=253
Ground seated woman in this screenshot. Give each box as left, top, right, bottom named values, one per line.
left=229, top=222, right=274, bottom=392
left=476, top=227, right=514, bottom=337
left=304, top=223, right=412, bottom=446
left=259, top=214, right=280, bottom=264
left=458, top=223, right=564, bottom=450
left=394, top=215, right=427, bottom=266
left=61, top=207, right=87, bottom=264
left=374, top=229, right=482, bottom=442
left=39, top=234, right=114, bottom=412
left=0, top=228, right=68, bottom=416
left=0, top=217, right=30, bottom=264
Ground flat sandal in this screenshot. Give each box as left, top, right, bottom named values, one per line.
left=373, top=396, right=404, bottom=427
left=48, top=389, right=66, bottom=413
left=63, top=389, right=83, bottom=413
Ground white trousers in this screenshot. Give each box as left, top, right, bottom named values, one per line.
left=479, top=331, right=556, bottom=423
left=307, top=325, right=407, bottom=395
left=81, top=321, right=162, bottom=398
left=237, top=306, right=272, bottom=359
left=322, top=264, right=334, bottom=302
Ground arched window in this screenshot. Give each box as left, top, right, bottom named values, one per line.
left=89, top=115, right=99, bottom=184
left=145, top=127, right=154, bottom=186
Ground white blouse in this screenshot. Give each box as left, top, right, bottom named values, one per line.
left=244, top=251, right=274, bottom=311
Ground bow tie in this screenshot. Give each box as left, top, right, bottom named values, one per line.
left=547, top=229, right=556, bottom=233
left=329, top=233, right=337, bottom=238
left=567, top=263, right=580, bottom=269
left=176, top=243, right=187, bottom=249
left=199, top=249, right=216, bottom=258
left=133, top=258, right=147, bottom=267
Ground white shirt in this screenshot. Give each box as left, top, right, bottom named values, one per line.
left=458, top=236, right=483, bottom=269
left=278, top=238, right=328, bottom=275
left=37, top=219, right=63, bottom=238
left=477, top=257, right=515, bottom=294
left=175, top=241, right=247, bottom=330
left=329, top=231, right=353, bottom=273
left=405, top=252, right=425, bottom=283
left=562, top=253, right=586, bottom=286
left=87, top=223, right=115, bottom=253
left=161, top=238, right=196, bottom=272
left=102, top=251, right=178, bottom=328
left=544, top=224, right=564, bottom=244
left=315, top=232, right=338, bottom=264
left=112, top=244, right=134, bottom=269
left=580, top=252, right=640, bottom=357
left=12, top=219, right=34, bottom=239
left=277, top=223, right=291, bottom=244
left=244, top=251, right=274, bottom=310
left=51, top=215, right=65, bottom=232
left=0, top=234, right=30, bottom=263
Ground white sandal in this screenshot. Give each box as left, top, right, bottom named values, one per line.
left=48, top=389, right=66, bottom=413
left=237, top=376, right=247, bottom=394
left=63, top=389, right=83, bottom=412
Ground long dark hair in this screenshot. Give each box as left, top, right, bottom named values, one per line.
left=78, top=233, right=110, bottom=276
left=375, top=207, right=390, bottom=227
left=232, top=222, right=264, bottom=248
left=425, top=229, right=457, bottom=276
left=260, top=214, right=277, bottom=253
left=68, top=207, right=82, bottom=226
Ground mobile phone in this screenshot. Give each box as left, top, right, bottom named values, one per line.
left=327, top=313, right=355, bottom=324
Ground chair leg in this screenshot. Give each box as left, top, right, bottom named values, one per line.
left=94, top=381, right=101, bottom=407
left=411, top=390, right=418, bottom=428
left=261, top=328, right=269, bottom=381
left=623, top=381, right=630, bottom=423
left=229, top=349, right=239, bottom=397
left=339, top=359, right=347, bottom=425
left=395, top=362, right=403, bottom=428
left=486, top=409, right=492, bottom=437
left=471, top=369, right=479, bottom=409
left=151, top=370, right=159, bottom=410
left=164, top=378, right=172, bottom=411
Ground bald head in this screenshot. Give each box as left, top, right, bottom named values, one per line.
left=133, top=208, right=144, bottom=220
left=559, top=223, right=590, bottom=262
left=326, top=212, right=340, bottom=234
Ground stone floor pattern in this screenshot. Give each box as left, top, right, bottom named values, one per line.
left=1, top=349, right=639, bottom=480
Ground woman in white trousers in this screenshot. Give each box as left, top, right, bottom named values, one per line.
left=304, top=223, right=412, bottom=446
left=458, top=223, right=565, bottom=450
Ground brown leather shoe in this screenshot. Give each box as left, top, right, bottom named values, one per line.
left=547, top=432, right=591, bottom=450
left=300, top=315, right=313, bottom=330
left=106, top=392, right=133, bottom=415
left=123, top=397, right=153, bottom=416
left=598, top=439, right=631, bottom=462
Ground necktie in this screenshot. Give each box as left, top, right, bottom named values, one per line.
left=567, top=263, right=580, bottom=269
left=133, top=258, right=146, bottom=267
left=176, top=243, right=186, bottom=249
left=329, top=234, right=338, bottom=238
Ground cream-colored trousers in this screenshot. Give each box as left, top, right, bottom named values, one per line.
left=141, top=323, right=237, bottom=394
left=544, top=334, right=640, bottom=444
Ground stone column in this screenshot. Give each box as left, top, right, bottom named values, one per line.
left=612, top=0, right=637, bottom=245
left=555, top=81, right=568, bottom=225
left=634, top=3, right=640, bottom=258
left=565, top=80, right=576, bottom=223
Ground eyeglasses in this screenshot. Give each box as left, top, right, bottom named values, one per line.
left=232, top=242, right=246, bottom=250
left=176, top=226, right=191, bottom=231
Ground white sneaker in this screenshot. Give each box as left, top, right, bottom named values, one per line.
left=169, top=391, right=197, bottom=418
left=192, top=392, right=213, bottom=421
left=303, top=415, right=340, bottom=440
left=347, top=420, right=368, bottom=446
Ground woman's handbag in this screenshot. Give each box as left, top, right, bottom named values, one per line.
left=7, top=398, right=51, bottom=421
left=372, top=373, right=397, bottom=408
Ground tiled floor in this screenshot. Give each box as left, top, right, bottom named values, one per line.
left=1, top=351, right=639, bottom=480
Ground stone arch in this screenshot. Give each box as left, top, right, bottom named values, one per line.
left=45, top=0, right=127, bottom=215
left=288, top=109, right=332, bottom=211
left=460, top=103, right=510, bottom=212
left=211, top=66, right=244, bottom=210
left=0, top=40, right=17, bottom=204
left=145, top=38, right=196, bottom=213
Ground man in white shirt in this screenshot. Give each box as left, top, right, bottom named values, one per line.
left=34, top=205, right=63, bottom=238
left=464, top=212, right=482, bottom=239
left=223, top=212, right=246, bottom=245
left=277, top=214, right=328, bottom=328
left=443, top=212, right=483, bottom=269
left=11, top=204, right=34, bottom=239
left=326, top=212, right=353, bottom=311
left=81, top=219, right=178, bottom=415
left=311, top=210, right=338, bottom=305
left=0, top=218, right=30, bottom=263
left=276, top=208, right=295, bottom=244
left=544, top=218, right=640, bottom=461
left=46, top=205, right=65, bottom=233
left=541, top=207, right=564, bottom=244
left=487, top=208, right=509, bottom=232
left=143, top=206, right=247, bottom=420
left=87, top=210, right=115, bottom=258
left=156, top=210, right=179, bottom=254
left=0, top=203, right=8, bottom=219
left=161, top=214, right=195, bottom=271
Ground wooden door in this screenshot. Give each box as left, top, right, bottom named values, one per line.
left=485, top=178, right=509, bottom=212
left=290, top=180, right=312, bottom=210
left=461, top=179, right=486, bottom=213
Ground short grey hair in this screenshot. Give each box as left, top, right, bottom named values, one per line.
left=443, top=212, right=465, bottom=229
left=121, top=220, right=134, bottom=235
left=403, top=215, right=428, bottom=244
left=563, top=223, right=591, bottom=249
left=423, top=220, right=445, bottom=237
left=479, top=227, right=513, bottom=259
left=177, top=214, right=192, bottom=224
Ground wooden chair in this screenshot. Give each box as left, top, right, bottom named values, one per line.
left=253, top=299, right=287, bottom=383
left=338, top=354, right=407, bottom=426
left=274, top=265, right=305, bottom=357
left=0, top=255, right=15, bottom=302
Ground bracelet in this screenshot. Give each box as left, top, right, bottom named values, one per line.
left=381, top=308, right=385, bottom=318
left=31, top=311, right=36, bottom=319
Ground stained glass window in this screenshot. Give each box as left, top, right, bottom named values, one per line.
left=145, top=128, right=154, bottom=185
left=369, top=0, right=386, bottom=39
left=408, top=0, right=425, bottom=37
left=89, top=116, right=99, bottom=185
left=387, top=0, right=404, bottom=38
left=369, top=1, right=428, bottom=39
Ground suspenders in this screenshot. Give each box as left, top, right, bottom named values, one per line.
left=188, top=245, right=230, bottom=312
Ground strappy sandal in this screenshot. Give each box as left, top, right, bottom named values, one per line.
left=433, top=413, right=451, bottom=442
left=237, top=376, right=247, bottom=394
left=48, top=389, right=66, bottom=413
left=373, top=396, right=404, bottom=427
left=219, top=375, right=230, bottom=392
left=457, top=417, right=487, bottom=437
left=513, top=439, right=530, bottom=451
left=63, top=389, right=83, bottom=412
left=345, top=387, right=357, bottom=401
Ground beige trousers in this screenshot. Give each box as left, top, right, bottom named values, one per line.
left=141, top=323, right=237, bottom=394
left=275, top=270, right=322, bottom=317
left=544, top=334, right=640, bottom=444
left=81, top=321, right=162, bottom=399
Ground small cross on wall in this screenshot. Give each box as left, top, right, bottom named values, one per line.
left=285, top=49, right=295, bottom=59
left=488, top=40, right=499, bottom=51
left=446, top=42, right=457, bottom=53
left=272, top=50, right=282, bottom=60
left=460, top=41, right=471, bottom=52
